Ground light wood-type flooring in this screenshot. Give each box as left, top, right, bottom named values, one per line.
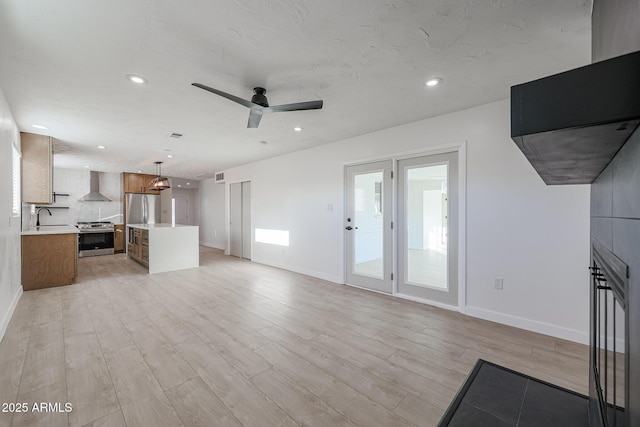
left=0, top=247, right=589, bottom=427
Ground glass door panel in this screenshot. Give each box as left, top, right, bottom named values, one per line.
left=406, top=164, right=448, bottom=289
left=353, top=171, right=384, bottom=279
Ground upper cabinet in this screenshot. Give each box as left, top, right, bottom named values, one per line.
left=21, top=132, right=53, bottom=204
left=122, top=172, right=160, bottom=194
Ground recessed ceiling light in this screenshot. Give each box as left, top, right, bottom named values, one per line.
left=32, top=124, right=48, bottom=130
left=294, top=127, right=303, bottom=132
left=186, top=182, right=190, bottom=185
left=137, top=170, right=142, bottom=173
left=126, top=74, right=148, bottom=84
left=425, top=77, right=443, bottom=87
left=84, top=165, right=90, bottom=168
left=97, top=145, right=106, bottom=149
left=178, top=185, right=182, bottom=187
left=167, top=154, right=173, bottom=158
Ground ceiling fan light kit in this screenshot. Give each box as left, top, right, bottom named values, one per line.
left=192, top=83, right=323, bottom=128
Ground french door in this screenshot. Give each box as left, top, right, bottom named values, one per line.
left=397, top=153, right=458, bottom=305
left=345, top=152, right=459, bottom=306
left=345, top=160, right=393, bottom=293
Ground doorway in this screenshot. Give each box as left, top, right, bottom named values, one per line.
left=344, top=151, right=460, bottom=306
left=230, top=181, right=251, bottom=259
left=345, top=160, right=393, bottom=293
left=174, top=195, right=190, bottom=225
left=397, top=152, right=458, bottom=305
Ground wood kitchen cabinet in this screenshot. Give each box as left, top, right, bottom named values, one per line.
left=114, top=224, right=125, bottom=253
left=21, top=132, right=53, bottom=204
left=127, top=227, right=148, bottom=267
left=122, top=172, right=160, bottom=194
left=22, top=233, right=77, bottom=290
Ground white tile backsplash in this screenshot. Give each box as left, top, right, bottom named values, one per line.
left=23, top=168, right=123, bottom=228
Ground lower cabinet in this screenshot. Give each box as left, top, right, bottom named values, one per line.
left=128, top=227, right=149, bottom=267
left=22, top=233, right=77, bottom=291
left=114, top=224, right=125, bottom=253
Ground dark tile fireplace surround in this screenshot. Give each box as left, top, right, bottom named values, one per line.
left=590, top=128, right=640, bottom=426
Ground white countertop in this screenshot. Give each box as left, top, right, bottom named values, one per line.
left=127, top=223, right=198, bottom=229
left=22, top=225, right=79, bottom=235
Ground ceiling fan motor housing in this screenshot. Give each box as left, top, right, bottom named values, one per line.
left=251, top=87, right=269, bottom=107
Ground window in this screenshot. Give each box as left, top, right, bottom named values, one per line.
left=12, top=144, right=20, bottom=217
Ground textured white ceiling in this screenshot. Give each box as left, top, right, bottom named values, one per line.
left=0, top=0, right=592, bottom=180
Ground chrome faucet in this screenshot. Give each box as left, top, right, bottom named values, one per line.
left=36, top=207, right=52, bottom=227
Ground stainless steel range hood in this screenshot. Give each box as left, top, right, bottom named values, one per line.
left=78, top=171, right=112, bottom=202
left=511, top=50, right=640, bottom=185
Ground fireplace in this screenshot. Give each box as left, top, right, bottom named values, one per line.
left=590, top=240, right=629, bottom=426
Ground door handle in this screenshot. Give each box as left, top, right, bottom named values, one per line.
left=345, top=226, right=353, bottom=230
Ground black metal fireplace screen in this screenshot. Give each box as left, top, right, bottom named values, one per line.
left=590, top=240, right=629, bottom=426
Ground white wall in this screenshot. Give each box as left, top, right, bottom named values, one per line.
left=198, top=179, right=226, bottom=249
left=0, top=87, right=22, bottom=341
left=203, top=99, right=591, bottom=343
left=172, top=187, right=199, bottom=226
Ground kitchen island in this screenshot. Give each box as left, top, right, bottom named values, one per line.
left=21, top=225, right=79, bottom=290
left=127, top=223, right=199, bottom=274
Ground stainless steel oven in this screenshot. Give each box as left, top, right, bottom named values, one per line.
left=77, top=221, right=115, bottom=257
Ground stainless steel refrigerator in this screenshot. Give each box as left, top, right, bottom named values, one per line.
left=125, top=193, right=161, bottom=225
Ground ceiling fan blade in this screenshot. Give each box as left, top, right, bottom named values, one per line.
left=247, top=109, right=263, bottom=128
left=264, top=100, right=323, bottom=113
left=192, top=83, right=255, bottom=108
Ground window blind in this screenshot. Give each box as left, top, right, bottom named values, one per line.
left=12, top=144, right=20, bottom=217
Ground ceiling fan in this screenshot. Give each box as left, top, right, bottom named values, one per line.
left=192, top=83, right=323, bottom=128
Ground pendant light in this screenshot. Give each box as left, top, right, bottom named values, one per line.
left=148, top=161, right=170, bottom=191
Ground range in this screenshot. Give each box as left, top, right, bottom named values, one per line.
left=76, top=221, right=115, bottom=257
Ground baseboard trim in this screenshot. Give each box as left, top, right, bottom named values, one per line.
left=200, top=241, right=225, bottom=250
left=462, top=305, right=588, bottom=345
left=0, top=286, right=22, bottom=343
left=250, top=258, right=343, bottom=284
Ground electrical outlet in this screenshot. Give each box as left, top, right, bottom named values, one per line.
left=494, top=277, right=504, bottom=290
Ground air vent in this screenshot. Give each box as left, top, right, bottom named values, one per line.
left=214, top=172, right=225, bottom=184
left=169, top=132, right=183, bottom=138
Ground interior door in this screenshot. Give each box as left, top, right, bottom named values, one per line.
left=241, top=181, right=251, bottom=260
left=345, top=160, right=393, bottom=293
left=230, top=183, right=242, bottom=257
left=174, top=195, right=189, bottom=225
left=397, top=152, right=458, bottom=305
left=230, top=181, right=251, bottom=259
